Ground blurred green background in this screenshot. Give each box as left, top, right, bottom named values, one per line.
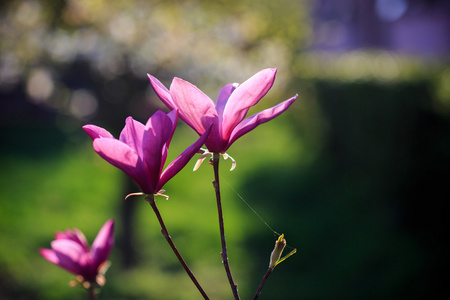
left=1, top=0, right=449, bottom=299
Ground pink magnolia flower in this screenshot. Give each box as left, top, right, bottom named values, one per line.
left=83, top=110, right=211, bottom=195
left=147, top=68, right=298, bottom=156
left=39, top=219, right=115, bottom=283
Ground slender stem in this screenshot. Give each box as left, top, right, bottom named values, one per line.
left=87, top=285, right=96, bottom=300
left=252, top=268, right=273, bottom=300
left=212, top=153, right=240, bottom=300
left=146, top=195, right=210, bottom=300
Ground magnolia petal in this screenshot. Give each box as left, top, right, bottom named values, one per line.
left=92, top=219, right=115, bottom=269
left=158, top=125, right=212, bottom=190
left=83, top=125, right=115, bottom=140
left=93, top=138, right=153, bottom=193
left=160, top=109, right=178, bottom=172
left=161, top=110, right=179, bottom=160
left=55, top=229, right=90, bottom=252
left=142, top=111, right=175, bottom=191
left=49, top=239, right=87, bottom=275
left=203, top=122, right=223, bottom=153
left=71, top=229, right=89, bottom=251
left=226, top=95, right=297, bottom=151
left=170, top=77, right=217, bottom=135
left=39, top=248, right=60, bottom=265
left=166, top=109, right=178, bottom=135
left=147, top=74, right=176, bottom=108
left=119, top=117, right=146, bottom=159
left=216, top=83, right=236, bottom=122
left=221, top=68, right=277, bottom=141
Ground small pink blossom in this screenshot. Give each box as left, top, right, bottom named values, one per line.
left=148, top=68, right=298, bottom=154
left=39, top=219, right=115, bottom=283
left=83, top=110, right=211, bottom=195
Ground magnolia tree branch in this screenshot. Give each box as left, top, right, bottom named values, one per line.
left=88, top=285, right=96, bottom=300
left=252, top=268, right=273, bottom=300
left=212, top=153, right=240, bottom=300
left=146, top=195, right=210, bottom=299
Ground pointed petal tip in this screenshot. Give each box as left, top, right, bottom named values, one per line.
left=147, top=73, right=157, bottom=81
left=39, top=247, right=50, bottom=256
left=83, top=124, right=115, bottom=140
left=104, top=219, right=115, bottom=228
left=92, top=219, right=115, bottom=266
left=39, top=248, right=59, bottom=264
left=261, top=67, right=277, bottom=76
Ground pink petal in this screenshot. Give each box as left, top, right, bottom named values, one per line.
left=164, top=109, right=179, bottom=149
left=54, top=230, right=70, bottom=240
left=93, top=138, right=153, bottom=193
left=158, top=125, right=212, bottom=191
left=55, top=229, right=90, bottom=252
left=142, top=111, right=175, bottom=191
left=204, top=122, right=223, bottom=153
left=119, top=117, right=146, bottom=159
left=207, top=83, right=237, bottom=152
left=92, top=219, right=115, bottom=269
left=71, top=229, right=90, bottom=251
left=147, top=74, right=176, bottom=108
left=170, top=77, right=217, bottom=136
left=39, top=248, right=60, bottom=265
left=48, top=239, right=88, bottom=276
left=226, top=95, right=298, bottom=151
left=216, top=83, right=236, bottom=123
left=160, top=110, right=179, bottom=168
left=83, top=125, right=115, bottom=140
left=221, top=68, right=277, bottom=141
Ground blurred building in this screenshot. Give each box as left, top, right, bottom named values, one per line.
left=311, top=0, right=450, bottom=57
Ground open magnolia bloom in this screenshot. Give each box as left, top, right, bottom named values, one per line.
left=83, top=110, right=211, bottom=196
left=39, top=219, right=115, bottom=284
left=148, top=68, right=298, bottom=170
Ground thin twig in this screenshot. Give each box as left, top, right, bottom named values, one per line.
left=146, top=195, right=210, bottom=299
left=252, top=268, right=273, bottom=300
left=212, top=153, right=240, bottom=300
left=87, top=285, right=96, bottom=300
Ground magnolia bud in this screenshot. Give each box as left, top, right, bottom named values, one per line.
left=269, top=234, right=287, bottom=269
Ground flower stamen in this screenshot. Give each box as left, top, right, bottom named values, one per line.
left=221, top=152, right=236, bottom=171
left=155, top=189, right=169, bottom=200
left=125, top=192, right=144, bottom=200
left=194, top=148, right=236, bottom=171
left=194, top=148, right=213, bottom=171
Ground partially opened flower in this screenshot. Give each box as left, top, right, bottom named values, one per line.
left=83, top=110, right=211, bottom=196
left=148, top=68, right=298, bottom=169
left=39, top=219, right=115, bottom=284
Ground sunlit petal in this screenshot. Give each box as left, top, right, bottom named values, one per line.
left=227, top=95, right=297, bottom=151
left=142, top=110, right=174, bottom=190
left=221, top=68, right=277, bottom=140
left=83, top=125, right=114, bottom=140
left=119, top=117, right=146, bottom=159
left=170, top=77, right=217, bottom=135
left=147, top=74, right=176, bottom=108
